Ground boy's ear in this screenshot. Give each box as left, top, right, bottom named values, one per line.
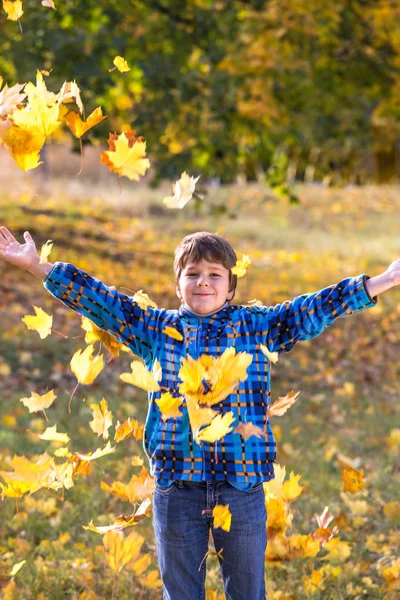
left=176, top=285, right=183, bottom=300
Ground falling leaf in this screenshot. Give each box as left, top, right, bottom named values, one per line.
left=64, top=107, right=107, bottom=138
left=100, top=130, right=150, bottom=181
left=39, top=425, right=70, bottom=444
left=89, top=398, right=113, bottom=439
left=155, top=392, right=183, bottom=420
left=39, top=240, right=53, bottom=264
left=268, top=391, right=300, bottom=418
left=115, top=417, right=144, bottom=443
left=112, top=56, right=131, bottom=73
left=103, top=529, right=146, bottom=574
left=213, top=504, right=232, bottom=531
left=57, top=80, right=83, bottom=114
left=162, top=326, right=183, bottom=341
left=162, top=171, right=200, bottom=209
left=75, top=440, right=116, bottom=462
left=21, top=306, right=53, bottom=339
left=3, top=0, right=23, bottom=21
left=234, top=421, right=265, bottom=441
left=120, top=360, right=160, bottom=392
left=341, top=467, right=365, bottom=494
left=83, top=498, right=152, bottom=534
left=0, top=80, right=26, bottom=118
left=231, top=254, right=251, bottom=278
left=260, top=344, right=279, bottom=364
left=197, top=411, right=236, bottom=444
left=41, top=0, right=56, bottom=9
left=70, top=345, right=104, bottom=385
left=132, top=289, right=158, bottom=309
left=81, top=316, right=123, bottom=357
left=20, top=389, right=57, bottom=413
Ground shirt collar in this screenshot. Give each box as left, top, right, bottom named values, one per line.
left=178, top=301, right=230, bottom=320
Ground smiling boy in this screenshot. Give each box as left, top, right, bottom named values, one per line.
left=0, top=226, right=398, bottom=600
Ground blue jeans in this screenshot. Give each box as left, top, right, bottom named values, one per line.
left=152, top=480, right=267, bottom=600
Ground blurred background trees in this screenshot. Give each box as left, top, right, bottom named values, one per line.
left=1, top=0, right=400, bottom=184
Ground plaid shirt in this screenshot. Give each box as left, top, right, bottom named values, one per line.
left=43, top=263, right=377, bottom=486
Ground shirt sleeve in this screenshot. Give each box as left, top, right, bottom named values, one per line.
left=252, top=273, right=378, bottom=355
left=43, top=262, right=163, bottom=360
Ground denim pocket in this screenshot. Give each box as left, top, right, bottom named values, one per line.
left=247, top=482, right=265, bottom=493
left=155, top=481, right=178, bottom=496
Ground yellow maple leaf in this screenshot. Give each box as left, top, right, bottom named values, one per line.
left=70, top=344, right=104, bottom=385
left=178, top=356, right=206, bottom=395
left=115, top=417, right=144, bottom=443
left=162, top=326, right=183, bottom=341
left=19, top=389, right=57, bottom=413
left=0, top=480, right=32, bottom=499
left=341, top=466, right=365, bottom=494
left=281, top=471, right=304, bottom=502
left=100, top=130, right=150, bottom=181
left=39, top=239, right=53, bottom=264
left=112, top=56, right=131, bottom=73
left=75, top=440, right=116, bottom=462
left=81, top=316, right=123, bottom=357
left=185, top=394, right=217, bottom=444
left=39, top=425, right=70, bottom=444
left=322, top=538, right=351, bottom=562
left=64, top=106, right=107, bottom=138
left=0, top=453, right=59, bottom=495
left=132, top=289, right=158, bottom=309
left=213, top=504, right=232, bottom=531
left=103, top=529, right=145, bottom=574
left=162, top=171, right=201, bottom=209
left=260, top=344, right=279, bottom=364
left=197, top=411, right=236, bottom=444
left=21, top=306, right=53, bottom=339
left=234, top=421, right=265, bottom=440
left=3, top=0, right=23, bottom=20
left=120, top=360, right=161, bottom=392
left=155, top=392, right=183, bottom=420
left=89, top=398, right=113, bottom=439
left=83, top=498, right=151, bottom=534
left=231, top=254, right=251, bottom=278
left=268, top=391, right=300, bottom=418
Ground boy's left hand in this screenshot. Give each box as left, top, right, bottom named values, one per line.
left=385, top=258, right=400, bottom=286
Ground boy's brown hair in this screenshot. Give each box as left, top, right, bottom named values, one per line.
left=174, top=231, right=238, bottom=299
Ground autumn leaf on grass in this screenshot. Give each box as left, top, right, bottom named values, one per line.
left=155, top=392, right=183, bottom=420
left=321, top=538, right=351, bottom=562
left=197, top=412, right=235, bottom=444
left=268, top=390, right=300, bottom=418
left=162, top=326, right=183, bottom=341
left=120, top=360, right=160, bottom=392
left=111, top=56, right=131, bottom=73
left=234, top=421, right=265, bottom=440
left=231, top=254, right=251, bottom=278
left=21, top=306, right=52, bottom=339
left=39, top=239, right=53, bottom=264
left=75, top=440, right=116, bottom=462
left=10, top=561, right=26, bottom=577
left=3, top=0, right=23, bottom=21
left=0, top=79, right=26, bottom=118
left=103, top=529, right=145, bottom=574
left=39, top=425, right=70, bottom=444
left=260, top=344, right=279, bottom=364
left=84, top=498, right=152, bottom=534
left=89, top=398, right=113, bottom=439
left=100, top=130, right=150, bottom=181
left=20, top=389, right=56, bottom=413
left=81, top=316, right=123, bottom=357
left=341, top=466, right=365, bottom=494
left=132, top=290, right=158, bottom=309
left=64, top=107, right=106, bottom=138
left=70, top=344, right=104, bottom=384
left=115, top=417, right=144, bottom=443
left=162, top=171, right=201, bottom=209
left=213, top=504, right=231, bottom=532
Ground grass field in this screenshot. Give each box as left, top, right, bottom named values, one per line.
left=0, top=180, right=399, bottom=599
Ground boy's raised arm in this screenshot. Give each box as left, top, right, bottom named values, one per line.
left=0, top=227, right=54, bottom=279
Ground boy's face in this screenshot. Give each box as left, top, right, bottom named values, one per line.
left=177, top=259, right=234, bottom=314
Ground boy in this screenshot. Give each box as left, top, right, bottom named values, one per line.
left=0, top=226, right=398, bottom=600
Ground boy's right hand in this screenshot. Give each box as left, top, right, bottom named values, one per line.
left=0, top=226, right=41, bottom=273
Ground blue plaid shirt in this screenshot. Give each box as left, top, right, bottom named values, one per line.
left=43, top=263, right=377, bottom=487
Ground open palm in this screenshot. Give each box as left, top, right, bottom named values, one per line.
left=0, top=226, right=39, bottom=271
